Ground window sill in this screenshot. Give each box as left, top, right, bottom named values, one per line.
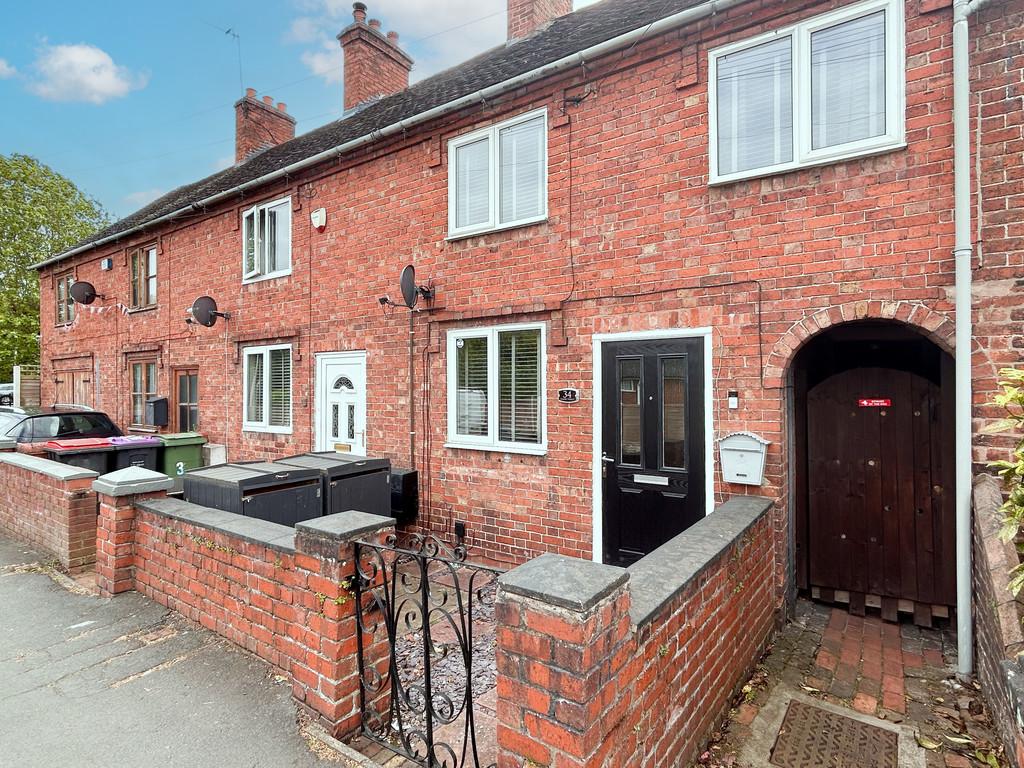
left=708, top=141, right=906, bottom=187
left=444, top=441, right=547, bottom=457
left=126, top=305, right=157, bottom=315
left=128, top=426, right=158, bottom=433
left=242, top=270, right=292, bottom=286
left=242, top=426, right=293, bottom=436
left=446, top=216, right=548, bottom=242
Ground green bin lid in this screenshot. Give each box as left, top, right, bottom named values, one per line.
left=157, top=432, right=207, bottom=447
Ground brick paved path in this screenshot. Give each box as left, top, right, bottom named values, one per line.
left=712, top=600, right=1006, bottom=768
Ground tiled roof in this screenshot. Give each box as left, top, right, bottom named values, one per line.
left=46, top=0, right=703, bottom=266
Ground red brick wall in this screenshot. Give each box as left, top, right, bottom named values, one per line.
left=0, top=457, right=97, bottom=571
left=496, top=509, right=776, bottom=767
left=973, top=476, right=1024, bottom=767
left=235, top=90, right=296, bottom=163
left=508, top=0, right=572, bottom=39
left=94, top=488, right=393, bottom=736
left=37, top=0, right=1021, bottom=573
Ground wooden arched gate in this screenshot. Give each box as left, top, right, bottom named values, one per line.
left=802, top=365, right=955, bottom=625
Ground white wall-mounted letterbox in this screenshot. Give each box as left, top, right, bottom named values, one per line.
left=718, top=431, right=770, bottom=486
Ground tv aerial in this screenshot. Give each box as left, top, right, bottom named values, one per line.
left=188, top=296, right=231, bottom=327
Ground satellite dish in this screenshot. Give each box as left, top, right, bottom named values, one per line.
left=189, top=296, right=229, bottom=328
left=69, top=281, right=98, bottom=305
left=400, top=264, right=418, bottom=308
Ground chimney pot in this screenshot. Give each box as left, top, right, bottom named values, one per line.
left=352, top=2, right=367, bottom=23
left=368, top=18, right=382, bottom=29
left=262, top=95, right=274, bottom=105
left=277, top=102, right=287, bottom=112
left=246, top=87, right=257, bottom=99
left=387, top=30, right=399, bottom=42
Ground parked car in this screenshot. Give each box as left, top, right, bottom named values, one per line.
left=0, top=406, right=123, bottom=444
left=0, top=384, right=13, bottom=406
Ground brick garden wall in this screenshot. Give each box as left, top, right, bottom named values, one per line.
left=93, top=480, right=394, bottom=738
left=973, top=475, right=1024, bottom=767
left=0, top=453, right=98, bottom=571
left=495, top=497, right=776, bottom=767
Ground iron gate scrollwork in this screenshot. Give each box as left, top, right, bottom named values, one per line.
left=353, top=532, right=503, bottom=768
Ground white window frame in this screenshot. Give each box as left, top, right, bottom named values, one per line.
left=446, top=108, right=549, bottom=239
left=445, top=322, right=547, bottom=455
left=708, top=0, right=904, bottom=184
left=241, top=196, right=292, bottom=283
left=242, top=343, right=293, bottom=434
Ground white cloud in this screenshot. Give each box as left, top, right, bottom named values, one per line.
left=301, top=40, right=345, bottom=85
left=286, top=17, right=321, bottom=43
left=29, top=44, right=147, bottom=104
left=122, top=188, right=165, bottom=209
left=0, top=59, right=16, bottom=79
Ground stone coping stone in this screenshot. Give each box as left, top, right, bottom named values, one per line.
left=295, top=511, right=395, bottom=542
left=0, top=451, right=99, bottom=482
left=627, top=495, right=774, bottom=627
left=499, top=553, right=629, bottom=614
left=93, top=466, right=174, bottom=497
left=136, top=497, right=296, bottom=553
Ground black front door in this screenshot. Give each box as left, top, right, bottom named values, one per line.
left=601, top=338, right=706, bottom=566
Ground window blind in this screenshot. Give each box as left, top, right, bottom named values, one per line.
left=498, top=329, right=541, bottom=444
left=269, top=348, right=291, bottom=427
left=717, top=36, right=794, bottom=175
left=246, top=353, right=264, bottom=423
left=456, top=336, right=489, bottom=436
left=455, top=138, right=491, bottom=230
left=499, top=116, right=544, bottom=224
left=811, top=11, right=886, bottom=150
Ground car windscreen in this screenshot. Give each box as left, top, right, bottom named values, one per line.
left=30, top=413, right=122, bottom=440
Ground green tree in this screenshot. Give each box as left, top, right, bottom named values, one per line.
left=985, top=367, right=1024, bottom=596
left=0, top=153, right=109, bottom=380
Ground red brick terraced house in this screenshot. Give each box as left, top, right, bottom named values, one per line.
left=33, top=0, right=1022, bottom=676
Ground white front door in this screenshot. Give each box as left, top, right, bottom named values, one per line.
left=316, top=352, right=367, bottom=454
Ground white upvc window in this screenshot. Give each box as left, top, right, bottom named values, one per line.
left=242, top=196, right=292, bottom=282
left=447, top=109, right=548, bottom=239
left=446, top=323, right=547, bottom=454
left=243, top=344, right=292, bottom=433
left=709, top=0, right=904, bottom=184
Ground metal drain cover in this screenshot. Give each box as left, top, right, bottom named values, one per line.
left=771, top=700, right=899, bottom=768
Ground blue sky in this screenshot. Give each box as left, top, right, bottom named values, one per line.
left=0, top=0, right=599, bottom=221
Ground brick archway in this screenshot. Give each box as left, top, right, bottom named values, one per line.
left=763, top=301, right=957, bottom=389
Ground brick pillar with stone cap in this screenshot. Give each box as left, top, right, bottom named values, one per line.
left=495, top=553, right=633, bottom=768
left=93, top=467, right=174, bottom=597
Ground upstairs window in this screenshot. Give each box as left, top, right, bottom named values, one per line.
left=130, top=245, right=158, bottom=308
left=446, top=324, right=546, bottom=454
left=242, top=197, right=291, bottom=282
left=243, top=344, right=292, bottom=433
left=448, top=109, right=547, bottom=238
left=709, top=0, right=903, bottom=183
left=55, top=272, right=75, bottom=325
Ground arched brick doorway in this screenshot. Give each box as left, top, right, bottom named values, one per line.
left=788, top=318, right=956, bottom=626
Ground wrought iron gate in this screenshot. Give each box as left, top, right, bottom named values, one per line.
left=352, top=532, right=503, bottom=768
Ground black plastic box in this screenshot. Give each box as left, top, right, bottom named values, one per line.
left=183, top=462, right=322, bottom=527
left=278, top=452, right=391, bottom=518
left=390, top=467, right=418, bottom=521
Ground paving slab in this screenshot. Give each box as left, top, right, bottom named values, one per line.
left=0, top=535, right=344, bottom=768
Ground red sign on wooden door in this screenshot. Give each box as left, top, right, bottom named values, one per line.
left=857, top=398, right=892, bottom=407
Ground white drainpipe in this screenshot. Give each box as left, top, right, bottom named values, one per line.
left=952, top=0, right=988, bottom=679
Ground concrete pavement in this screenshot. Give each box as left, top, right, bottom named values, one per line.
left=0, top=537, right=338, bottom=768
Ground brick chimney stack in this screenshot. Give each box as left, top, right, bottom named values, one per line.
left=338, top=3, right=413, bottom=113
left=234, top=88, right=296, bottom=164
left=507, top=0, right=572, bottom=40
